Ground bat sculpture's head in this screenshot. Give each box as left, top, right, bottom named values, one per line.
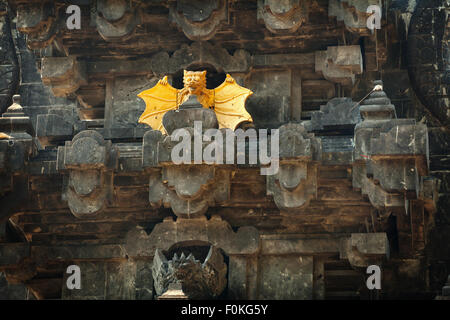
left=183, top=70, right=207, bottom=95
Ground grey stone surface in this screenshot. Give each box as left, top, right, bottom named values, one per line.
left=315, top=45, right=363, bottom=85
left=15, top=1, right=58, bottom=49
left=257, top=0, right=308, bottom=34
left=329, top=0, right=382, bottom=31
left=95, top=0, right=140, bottom=41
left=267, top=123, right=321, bottom=210
left=0, top=272, right=29, bottom=300
left=340, top=233, right=389, bottom=267
left=41, top=56, right=87, bottom=97
left=62, top=261, right=137, bottom=300
left=0, top=5, right=19, bottom=114
left=169, top=0, right=227, bottom=40
left=150, top=42, right=251, bottom=75
left=106, top=76, right=155, bottom=129
left=36, top=114, right=73, bottom=146
left=245, top=69, right=291, bottom=129
left=163, top=107, right=218, bottom=135
left=311, top=97, right=362, bottom=131
left=125, top=216, right=259, bottom=257
left=258, top=255, right=313, bottom=299
left=57, top=130, right=118, bottom=217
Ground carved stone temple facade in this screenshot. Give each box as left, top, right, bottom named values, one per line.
left=0, top=0, right=449, bottom=300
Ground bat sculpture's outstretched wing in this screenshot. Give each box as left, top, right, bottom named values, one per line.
left=138, top=76, right=178, bottom=133
left=213, top=74, right=253, bottom=130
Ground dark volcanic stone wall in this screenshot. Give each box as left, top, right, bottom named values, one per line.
left=387, top=0, right=450, bottom=295
left=0, top=2, right=19, bottom=113
left=0, top=0, right=448, bottom=300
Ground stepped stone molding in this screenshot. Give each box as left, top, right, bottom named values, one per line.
left=142, top=122, right=231, bottom=217
left=352, top=81, right=435, bottom=211
left=0, top=97, right=33, bottom=223
left=340, top=233, right=389, bottom=268
left=310, top=97, right=362, bottom=131
left=41, top=56, right=87, bottom=97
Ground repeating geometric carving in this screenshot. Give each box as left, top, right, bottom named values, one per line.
left=150, top=42, right=251, bottom=75
left=169, top=0, right=227, bottom=41
left=257, top=0, right=309, bottom=34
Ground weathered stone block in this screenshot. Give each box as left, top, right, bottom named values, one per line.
left=36, top=114, right=73, bottom=146
left=41, top=56, right=87, bottom=97
left=62, top=261, right=136, bottom=300
left=95, top=0, right=140, bottom=41
left=315, top=45, right=363, bottom=85
left=340, top=233, right=389, bottom=267
left=329, top=0, right=382, bottom=33
left=311, top=97, right=362, bottom=131
left=258, top=255, right=313, bottom=299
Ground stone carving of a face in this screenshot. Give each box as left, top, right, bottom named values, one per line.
left=183, top=70, right=207, bottom=95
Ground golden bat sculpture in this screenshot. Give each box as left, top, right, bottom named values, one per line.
left=137, top=70, right=253, bottom=134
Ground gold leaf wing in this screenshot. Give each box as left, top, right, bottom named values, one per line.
left=0, top=132, right=12, bottom=140
left=213, top=74, right=253, bottom=130
left=137, top=76, right=178, bottom=134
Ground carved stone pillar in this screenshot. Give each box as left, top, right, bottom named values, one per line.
left=266, top=123, right=321, bottom=211
left=353, top=81, right=435, bottom=211
left=57, top=130, right=118, bottom=218
left=142, top=99, right=231, bottom=218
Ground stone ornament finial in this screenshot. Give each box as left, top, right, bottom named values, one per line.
left=3, top=94, right=24, bottom=117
